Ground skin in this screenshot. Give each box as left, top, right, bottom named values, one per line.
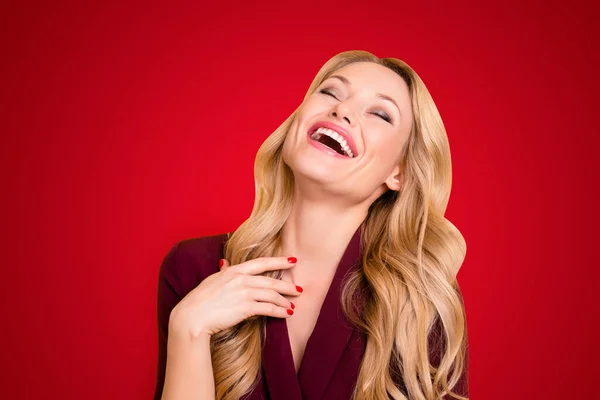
left=161, top=61, right=414, bottom=399
left=279, top=61, right=414, bottom=372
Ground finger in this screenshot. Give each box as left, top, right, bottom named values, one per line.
left=242, top=275, right=303, bottom=296
left=232, top=256, right=297, bottom=275
left=248, top=301, right=294, bottom=319
left=218, top=258, right=231, bottom=271
left=245, top=288, right=296, bottom=310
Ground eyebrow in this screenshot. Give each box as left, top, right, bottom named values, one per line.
left=327, top=74, right=402, bottom=117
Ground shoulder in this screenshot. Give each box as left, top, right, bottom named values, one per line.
left=159, top=232, right=230, bottom=299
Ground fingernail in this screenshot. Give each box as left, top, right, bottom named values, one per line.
left=296, top=285, right=303, bottom=293
left=288, top=257, right=297, bottom=263
left=290, top=302, right=295, bottom=309
left=219, top=259, right=225, bottom=268
left=286, top=309, right=294, bottom=315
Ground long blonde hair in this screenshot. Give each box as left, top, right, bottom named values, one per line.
left=213, top=50, right=468, bottom=400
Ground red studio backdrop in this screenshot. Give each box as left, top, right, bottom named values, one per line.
left=1, top=1, right=598, bottom=399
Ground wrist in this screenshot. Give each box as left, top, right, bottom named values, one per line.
left=169, top=310, right=213, bottom=342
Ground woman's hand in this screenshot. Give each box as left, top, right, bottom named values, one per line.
left=169, top=256, right=303, bottom=340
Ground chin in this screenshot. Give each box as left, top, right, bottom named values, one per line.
left=285, top=153, right=328, bottom=179
left=297, top=164, right=334, bottom=183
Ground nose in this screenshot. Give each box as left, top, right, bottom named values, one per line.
left=329, top=101, right=357, bottom=127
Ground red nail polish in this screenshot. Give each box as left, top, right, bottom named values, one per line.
left=296, top=285, right=303, bottom=293
left=288, top=257, right=297, bottom=263
left=290, top=302, right=295, bottom=309
left=287, top=309, right=294, bottom=315
left=219, top=259, right=225, bottom=268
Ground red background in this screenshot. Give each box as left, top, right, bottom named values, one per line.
left=1, top=1, right=598, bottom=399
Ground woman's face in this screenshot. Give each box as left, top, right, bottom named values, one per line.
left=282, top=61, right=413, bottom=203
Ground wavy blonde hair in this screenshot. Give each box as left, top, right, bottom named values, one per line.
left=212, top=50, right=469, bottom=400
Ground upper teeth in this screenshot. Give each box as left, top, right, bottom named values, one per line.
left=310, top=127, right=354, bottom=158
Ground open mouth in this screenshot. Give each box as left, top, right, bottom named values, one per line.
left=308, top=127, right=355, bottom=158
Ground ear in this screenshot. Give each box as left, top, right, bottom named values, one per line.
left=384, top=164, right=403, bottom=191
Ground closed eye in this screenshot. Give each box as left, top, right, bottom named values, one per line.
left=372, top=111, right=392, bottom=123
left=320, top=88, right=393, bottom=124
left=319, top=89, right=337, bottom=99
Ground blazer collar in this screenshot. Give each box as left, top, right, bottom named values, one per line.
left=262, top=223, right=365, bottom=400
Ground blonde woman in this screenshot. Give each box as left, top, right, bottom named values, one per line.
left=154, top=50, right=469, bottom=400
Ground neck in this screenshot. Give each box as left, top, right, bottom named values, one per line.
left=279, top=185, right=368, bottom=285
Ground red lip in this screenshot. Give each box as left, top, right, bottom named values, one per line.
left=307, top=120, right=358, bottom=157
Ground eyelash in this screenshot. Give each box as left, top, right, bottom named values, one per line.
left=319, top=89, right=392, bottom=124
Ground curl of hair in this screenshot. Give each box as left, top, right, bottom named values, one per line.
left=211, top=50, right=468, bottom=400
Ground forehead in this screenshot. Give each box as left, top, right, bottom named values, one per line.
left=324, top=61, right=411, bottom=108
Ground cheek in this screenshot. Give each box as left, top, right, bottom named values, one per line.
left=369, top=136, right=404, bottom=165
left=281, top=119, right=302, bottom=163
left=281, top=136, right=294, bottom=168
left=298, top=97, right=326, bottom=117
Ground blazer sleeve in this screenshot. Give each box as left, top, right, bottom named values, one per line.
left=153, top=234, right=229, bottom=400
left=153, top=242, right=183, bottom=400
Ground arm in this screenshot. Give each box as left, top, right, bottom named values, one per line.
left=154, top=243, right=216, bottom=400
left=161, top=326, right=215, bottom=400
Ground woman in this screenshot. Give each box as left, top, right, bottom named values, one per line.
left=154, top=50, right=469, bottom=400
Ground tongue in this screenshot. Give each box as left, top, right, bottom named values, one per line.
left=318, top=135, right=345, bottom=156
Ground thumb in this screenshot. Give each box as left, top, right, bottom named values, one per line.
left=218, top=258, right=231, bottom=270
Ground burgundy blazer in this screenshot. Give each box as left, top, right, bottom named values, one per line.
left=154, top=226, right=469, bottom=400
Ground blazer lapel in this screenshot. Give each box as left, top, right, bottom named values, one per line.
left=297, top=224, right=365, bottom=400
left=262, top=315, right=304, bottom=400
